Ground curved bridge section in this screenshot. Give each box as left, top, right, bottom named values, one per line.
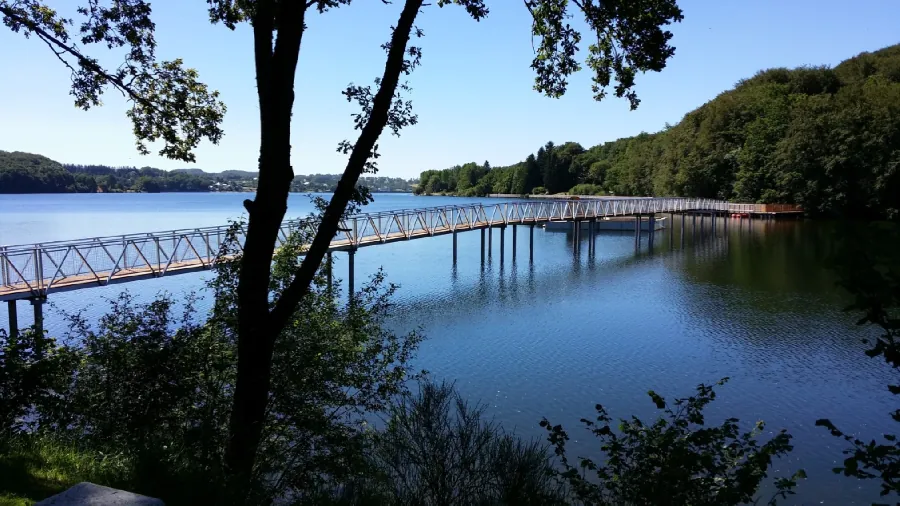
left=1, top=198, right=737, bottom=302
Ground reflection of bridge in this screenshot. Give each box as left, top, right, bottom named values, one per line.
left=0, top=197, right=797, bottom=334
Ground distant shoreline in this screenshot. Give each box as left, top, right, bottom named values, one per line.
left=0, top=190, right=416, bottom=196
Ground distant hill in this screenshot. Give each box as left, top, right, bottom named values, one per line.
left=420, top=43, right=900, bottom=218
left=0, top=153, right=416, bottom=194
left=0, top=151, right=82, bottom=193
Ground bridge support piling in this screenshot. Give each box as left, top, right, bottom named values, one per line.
left=452, top=231, right=458, bottom=264
left=488, top=227, right=493, bottom=258
left=711, top=212, right=716, bottom=236
left=480, top=229, right=486, bottom=263
left=572, top=220, right=579, bottom=255
left=31, top=298, right=44, bottom=337
left=669, top=213, right=674, bottom=249
left=529, top=224, right=535, bottom=263
left=326, top=252, right=333, bottom=294
left=347, top=250, right=355, bottom=303
left=512, top=225, right=517, bottom=262
left=500, top=226, right=506, bottom=264
left=589, top=219, right=596, bottom=256
left=648, top=214, right=656, bottom=249
left=634, top=214, right=641, bottom=249
left=7, top=300, right=18, bottom=338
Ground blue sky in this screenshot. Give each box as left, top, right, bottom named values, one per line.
left=1, top=1, right=898, bottom=179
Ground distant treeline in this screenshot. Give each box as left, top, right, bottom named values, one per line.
left=418, top=44, right=900, bottom=219
left=0, top=152, right=417, bottom=194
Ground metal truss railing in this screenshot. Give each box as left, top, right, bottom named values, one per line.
left=0, top=197, right=759, bottom=301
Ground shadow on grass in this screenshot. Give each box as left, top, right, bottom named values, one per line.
left=0, top=436, right=131, bottom=506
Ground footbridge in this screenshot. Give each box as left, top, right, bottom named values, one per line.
left=0, top=197, right=796, bottom=334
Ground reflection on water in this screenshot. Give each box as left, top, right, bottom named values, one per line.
left=0, top=194, right=894, bottom=504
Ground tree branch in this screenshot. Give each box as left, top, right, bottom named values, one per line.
left=0, top=4, right=154, bottom=110
left=268, top=0, right=425, bottom=332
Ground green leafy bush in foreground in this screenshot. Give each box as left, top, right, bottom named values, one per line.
left=542, top=378, right=803, bottom=506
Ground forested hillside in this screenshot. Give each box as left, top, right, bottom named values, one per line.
left=1, top=154, right=416, bottom=194
left=418, top=44, right=900, bottom=218
left=0, top=151, right=86, bottom=193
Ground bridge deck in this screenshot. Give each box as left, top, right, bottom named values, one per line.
left=0, top=198, right=797, bottom=301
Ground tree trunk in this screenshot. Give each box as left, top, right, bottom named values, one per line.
left=224, top=0, right=304, bottom=494
left=224, top=0, right=423, bottom=499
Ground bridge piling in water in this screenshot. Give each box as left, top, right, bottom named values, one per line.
left=481, top=229, right=486, bottom=263
left=500, top=226, right=506, bottom=264
left=488, top=227, right=493, bottom=258
left=648, top=214, right=656, bottom=249
left=572, top=220, right=579, bottom=255
left=529, top=224, right=535, bottom=263
left=326, top=252, right=333, bottom=293
left=634, top=214, right=641, bottom=249
left=452, top=231, right=458, bottom=264
left=31, top=298, right=44, bottom=337
left=669, top=213, right=675, bottom=249
left=588, top=218, right=596, bottom=256
left=347, top=250, right=355, bottom=303
left=512, top=225, right=517, bottom=262
left=6, top=300, right=17, bottom=338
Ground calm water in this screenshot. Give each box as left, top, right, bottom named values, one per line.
left=0, top=193, right=894, bottom=505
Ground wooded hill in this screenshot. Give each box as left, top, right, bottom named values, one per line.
left=418, top=44, right=900, bottom=219
left=0, top=152, right=416, bottom=194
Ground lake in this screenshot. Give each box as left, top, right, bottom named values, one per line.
left=0, top=192, right=893, bottom=504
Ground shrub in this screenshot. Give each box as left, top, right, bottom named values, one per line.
left=334, top=380, right=565, bottom=505
left=542, top=378, right=804, bottom=506
left=531, top=186, right=549, bottom=195
left=568, top=183, right=604, bottom=196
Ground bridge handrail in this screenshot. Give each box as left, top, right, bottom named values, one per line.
left=2, top=197, right=803, bottom=301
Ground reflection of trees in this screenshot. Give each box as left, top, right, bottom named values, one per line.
left=673, top=220, right=841, bottom=303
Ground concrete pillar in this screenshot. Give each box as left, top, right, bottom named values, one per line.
left=7, top=300, right=18, bottom=338
left=648, top=214, right=656, bottom=248
left=452, top=231, right=458, bottom=264
left=529, top=224, right=535, bottom=263
left=512, top=224, right=517, bottom=262
left=347, top=249, right=355, bottom=303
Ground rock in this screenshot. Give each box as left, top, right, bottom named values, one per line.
left=36, top=482, right=163, bottom=506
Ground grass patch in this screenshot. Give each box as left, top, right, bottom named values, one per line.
left=0, top=435, right=131, bottom=505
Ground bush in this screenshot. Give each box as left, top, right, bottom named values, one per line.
left=542, top=378, right=804, bottom=506
left=333, top=380, right=565, bottom=506
left=568, top=183, right=604, bottom=196
left=531, top=186, right=549, bottom=195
